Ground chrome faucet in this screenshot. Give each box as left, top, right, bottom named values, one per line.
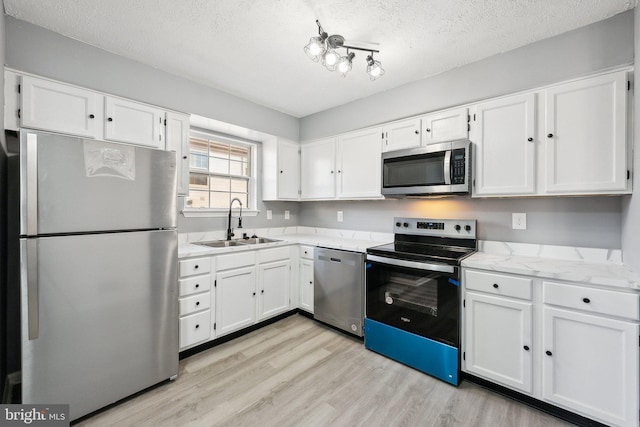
left=226, top=198, right=243, bottom=241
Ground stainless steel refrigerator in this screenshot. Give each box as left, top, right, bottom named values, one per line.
left=7, top=130, right=179, bottom=421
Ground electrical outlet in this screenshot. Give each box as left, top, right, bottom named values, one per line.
left=284, top=210, right=290, bottom=220
left=266, top=210, right=272, bottom=220
left=512, top=213, right=527, bottom=230
left=337, top=211, right=344, bottom=222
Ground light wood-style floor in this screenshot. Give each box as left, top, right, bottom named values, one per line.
left=77, top=314, right=572, bottom=427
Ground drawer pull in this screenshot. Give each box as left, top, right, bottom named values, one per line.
left=582, top=297, right=591, bottom=304
left=492, top=283, right=499, bottom=289
left=195, top=284, right=200, bottom=288
left=194, top=265, right=199, bottom=270
left=196, top=301, right=200, bottom=306
left=523, top=345, right=530, bottom=351
left=545, top=350, right=552, bottom=356
left=195, top=324, right=200, bottom=329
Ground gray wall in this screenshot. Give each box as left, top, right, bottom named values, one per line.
left=296, top=10, right=634, bottom=250
left=300, top=11, right=634, bottom=140
left=4, top=17, right=298, bottom=141
left=621, top=7, right=640, bottom=269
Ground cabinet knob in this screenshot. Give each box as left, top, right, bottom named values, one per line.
left=547, top=133, right=553, bottom=138
left=330, top=170, right=334, bottom=174
left=194, top=265, right=199, bottom=269
left=195, top=324, right=200, bottom=329
left=545, top=350, right=552, bottom=356
left=89, top=114, right=95, bottom=119
left=196, top=301, right=200, bottom=306
left=280, top=170, right=283, bottom=173
left=492, top=283, right=499, bottom=289
left=183, top=156, right=187, bottom=159
left=253, top=292, right=256, bottom=296
left=426, top=128, right=431, bottom=132
left=304, top=251, right=308, bottom=254
left=414, top=130, right=419, bottom=134
left=582, top=297, right=591, bottom=304
left=338, top=170, right=341, bottom=173
left=195, top=284, right=199, bottom=288
left=527, top=137, right=533, bottom=142
left=309, top=281, right=312, bottom=284
left=523, top=345, right=530, bottom=351
left=107, top=117, right=113, bottom=122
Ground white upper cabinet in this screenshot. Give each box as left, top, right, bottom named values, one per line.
left=104, top=96, right=165, bottom=149
left=543, top=71, right=629, bottom=194
left=471, top=92, right=536, bottom=196
left=262, top=138, right=300, bottom=201
left=21, top=75, right=103, bottom=139
left=422, top=107, right=469, bottom=145
left=382, top=118, right=421, bottom=152
left=337, top=127, right=383, bottom=199
left=300, top=137, right=336, bottom=199
left=165, top=112, right=190, bottom=196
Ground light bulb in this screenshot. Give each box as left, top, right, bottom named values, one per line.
left=304, top=36, right=326, bottom=62
left=366, top=55, right=385, bottom=80
left=322, top=49, right=340, bottom=71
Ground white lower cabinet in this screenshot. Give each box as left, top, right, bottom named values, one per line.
left=216, top=265, right=257, bottom=336
left=299, top=245, right=314, bottom=313
left=178, top=256, right=213, bottom=350
left=463, top=268, right=640, bottom=427
left=257, top=260, right=291, bottom=320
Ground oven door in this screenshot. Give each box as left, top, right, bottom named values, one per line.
left=365, top=254, right=459, bottom=347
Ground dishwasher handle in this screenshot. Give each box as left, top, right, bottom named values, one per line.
left=318, top=255, right=342, bottom=263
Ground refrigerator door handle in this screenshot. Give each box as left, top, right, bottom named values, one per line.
left=25, top=239, right=39, bottom=340
left=26, top=133, right=39, bottom=236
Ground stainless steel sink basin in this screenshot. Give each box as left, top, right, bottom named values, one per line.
left=194, top=240, right=249, bottom=248
left=241, top=237, right=281, bottom=244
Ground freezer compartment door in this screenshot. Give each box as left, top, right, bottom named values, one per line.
left=20, top=130, right=176, bottom=236
left=20, top=230, right=178, bottom=421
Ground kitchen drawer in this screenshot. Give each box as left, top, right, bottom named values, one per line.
left=179, top=274, right=211, bottom=297
left=258, top=246, right=290, bottom=264
left=543, top=281, right=640, bottom=321
left=300, top=245, right=314, bottom=260
left=179, top=310, right=211, bottom=349
left=179, top=293, right=211, bottom=316
left=465, top=269, right=532, bottom=300
left=216, top=251, right=256, bottom=271
left=179, top=257, right=211, bottom=277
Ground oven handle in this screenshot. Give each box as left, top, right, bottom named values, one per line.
left=366, top=254, right=455, bottom=274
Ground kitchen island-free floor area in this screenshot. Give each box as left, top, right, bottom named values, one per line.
left=78, top=314, right=570, bottom=427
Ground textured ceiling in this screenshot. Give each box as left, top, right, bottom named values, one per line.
left=3, top=0, right=637, bottom=117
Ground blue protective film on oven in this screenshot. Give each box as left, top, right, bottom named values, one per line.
left=448, top=278, right=460, bottom=286
left=365, top=263, right=372, bottom=269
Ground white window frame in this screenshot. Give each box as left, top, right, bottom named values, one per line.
left=182, top=130, right=259, bottom=218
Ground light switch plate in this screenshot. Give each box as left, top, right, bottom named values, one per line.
left=512, top=213, right=527, bottom=230
left=284, top=210, right=290, bottom=220
left=266, top=210, right=272, bottom=220
left=337, top=211, right=343, bottom=222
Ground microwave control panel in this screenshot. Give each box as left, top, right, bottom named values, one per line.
left=451, top=148, right=466, bottom=184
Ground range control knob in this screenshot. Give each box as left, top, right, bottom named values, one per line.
left=455, top=225, right=461, bottom=231
left=403, top=222, right=409, bottom=228
left=395, top=222, right=401, bottom=227
left=465, top=225, right=472, bottom=232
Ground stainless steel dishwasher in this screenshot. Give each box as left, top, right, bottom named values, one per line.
left=314, top=247, right=365, bottom=337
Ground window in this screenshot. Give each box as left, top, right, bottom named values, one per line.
left=185, top=131, right=256, bottom=211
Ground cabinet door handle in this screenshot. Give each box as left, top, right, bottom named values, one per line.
left=523, top=345, right=530, bottom=351
left=545, top=350, right=552, bottom=356
left=582, top=298, right=591, bottom=304
left=547, top=133, right=553, bottom=138
left=527, top=137, right=533, bottom=142
left=107, top=117, right=113, bottom=122
left=492, top=283, right=499, bottom=289
left=89, top=114, right=95, bottom=119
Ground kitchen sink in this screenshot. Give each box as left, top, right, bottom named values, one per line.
left=194, top=240, right=249, bottom=248
left=241, top=237, right=281, bottom=244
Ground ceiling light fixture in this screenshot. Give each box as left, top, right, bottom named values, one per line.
left=304, top=20, right=384, bottom=80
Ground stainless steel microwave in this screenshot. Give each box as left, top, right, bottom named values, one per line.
left=381, top=140, right=471, bottom=197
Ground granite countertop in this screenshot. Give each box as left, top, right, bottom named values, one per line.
left=178, top=226, right=393, bottom=258
left=462, top=241, right=640, bottom=291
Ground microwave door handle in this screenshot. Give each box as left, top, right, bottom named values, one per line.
left=443, top=150, right=452, bottom=185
